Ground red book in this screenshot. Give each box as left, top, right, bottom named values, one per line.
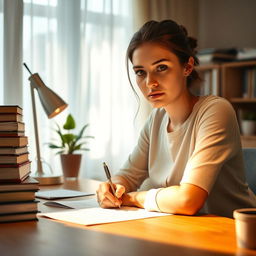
left=0, top=131, right=25, bottom=137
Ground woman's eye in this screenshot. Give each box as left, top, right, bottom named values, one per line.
left=135, top=70, right=146, bottom=76
left=156, top=64, right=168, bottom=72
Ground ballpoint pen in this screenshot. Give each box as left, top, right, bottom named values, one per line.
left=103, top=162, right=121, bottom=208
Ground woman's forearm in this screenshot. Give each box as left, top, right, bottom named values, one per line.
left=121, top=184, right=208, bottom=215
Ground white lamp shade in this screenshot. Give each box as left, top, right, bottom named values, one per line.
left=29, top=73, right=68, bottom=118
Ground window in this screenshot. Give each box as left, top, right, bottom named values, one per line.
left=3, top=0, right=137, bottom=180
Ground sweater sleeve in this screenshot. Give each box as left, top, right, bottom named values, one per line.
left=114, top=112, right=154, bottom=191
left=180, top=98, right=241, bottom=193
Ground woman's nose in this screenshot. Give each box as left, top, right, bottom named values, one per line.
left=146, top=74, right=158, bottom=88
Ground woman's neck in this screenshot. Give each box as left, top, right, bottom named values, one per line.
left=165, top=93, right=199, bottom=133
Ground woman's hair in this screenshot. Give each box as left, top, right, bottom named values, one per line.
left=126, top=20, right=200, bottom=90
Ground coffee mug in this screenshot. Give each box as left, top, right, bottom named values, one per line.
left=233, top=208, right=256, bottom=250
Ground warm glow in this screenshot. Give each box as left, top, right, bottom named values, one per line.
left=49, top=104, right=68, bottom=119
left=55, top=108, right=60, bottom=114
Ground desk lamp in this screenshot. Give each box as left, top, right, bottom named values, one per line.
left=23, top=63, right=68, bottom=185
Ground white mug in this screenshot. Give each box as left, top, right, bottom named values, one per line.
left=233, top=208, right=256, bottom=250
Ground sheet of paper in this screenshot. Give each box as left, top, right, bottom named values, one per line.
left=36, top=189, right=94, bottom=199
left=38, top=206, right=170, bottom=226
left=44, top=198, right=99, bottom=209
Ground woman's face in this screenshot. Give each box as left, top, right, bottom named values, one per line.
left=132, top=42, right=191, bottom=108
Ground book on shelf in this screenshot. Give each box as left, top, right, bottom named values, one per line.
left=0, top=105, right=22, bottom=115
left=0, top=122, right=25, bottom=132
left=0, top=146, right=28, bottom=155
left=0, top=113, right=23, bottom=122
left=0, top=176, right=39, bottom=192
left=197, top=48, right=237, bottom=63
left=0, top=153, right=29, bottom=164
left=242, top=68, right=256, bottom=98
left=192, top=69, right=219, bottom=96
left=0, top=161, right=31, bottom=183
left=0, top=136, right=28, bottom=147
left=0, top=200, right=39, bottom=215
left=237, top=48, right=256, bottom=61
left=0, top=212, right=38, bottom=223
left=0, top=190, right=37, bottom=203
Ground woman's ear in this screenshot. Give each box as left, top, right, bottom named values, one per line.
left=184, top=56, right=194, bottom=77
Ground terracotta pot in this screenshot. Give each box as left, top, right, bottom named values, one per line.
left=60, top=154, right=82, bottom=179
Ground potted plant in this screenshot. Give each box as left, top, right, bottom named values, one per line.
left=48, top=114, right=94, bottom=179
left=240, top=110, right=256, bottom=136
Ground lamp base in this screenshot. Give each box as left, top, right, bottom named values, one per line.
left=32, top=174, right=63, bottom=185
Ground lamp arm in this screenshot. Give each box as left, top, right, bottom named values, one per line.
left=30, top=83, right=43, bottom=176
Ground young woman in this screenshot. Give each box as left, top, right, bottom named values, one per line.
left=96, top=20, right=256, bottom=218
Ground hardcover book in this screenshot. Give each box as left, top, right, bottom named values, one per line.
left=0, top=176, right=39, bottom=192
left=0, top=191, right=37, bottom=203
left=0, top=105, right=22, bottom=115
left=0, top=122, right=25, bottom=132
left=0, top=131, right=25, bottom=137
left=0, top=161, right=31, bottom=182
left=0, top=136, right=28, bottom=147
left=0, top=200, right=38, bottom=215
left=0, top=153, right=29, bottom=164
left=0, top=113, right=23, bottom=122
left=0, top=146, right=28, bottom=155
left=0, top=212, right=38, bottom=223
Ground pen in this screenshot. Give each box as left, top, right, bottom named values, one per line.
left=103, top=162, right=121, bottom=208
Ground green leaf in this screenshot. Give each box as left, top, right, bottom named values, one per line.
left=63, top=114, right=76, bottom=130
left=77, top=124, right=89, bottom=140
left=62, top=134, right=76, bottom=144
left=48, top=114, right=93, bottom=154
left=79, top=148, right=90, bottom=151
left=48, top=144, right=63, bottom=149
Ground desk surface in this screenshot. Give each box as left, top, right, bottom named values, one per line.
left=1, top=179, right=256, bottom=256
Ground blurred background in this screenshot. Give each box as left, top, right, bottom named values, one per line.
left=0, top=0, right=255, bottom=181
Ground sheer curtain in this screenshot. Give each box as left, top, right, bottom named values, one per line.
left=0, top=0, right=3, bottom=102
left=5, top=0, right=136, bottom=180
left=1, top=0, right=199, bottom=181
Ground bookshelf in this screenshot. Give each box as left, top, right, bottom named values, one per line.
left=196, top=60, right=256, bottom=147
left=194, top=63, right=221, bottom=96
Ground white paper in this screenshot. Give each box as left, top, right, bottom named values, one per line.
left=36, top=189, right=94, bottom=199
left=44, top=198, right=99, bottom=209
left=38, top=206, right=170, bottom=226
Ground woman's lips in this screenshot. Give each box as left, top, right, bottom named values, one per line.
left=148, top=92, right=164, bottom=99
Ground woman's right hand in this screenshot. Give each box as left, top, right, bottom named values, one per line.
left=96, top=182, right=125, bottom=208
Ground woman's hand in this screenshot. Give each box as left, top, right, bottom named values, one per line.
left=96, top=182, right=125, bottom=208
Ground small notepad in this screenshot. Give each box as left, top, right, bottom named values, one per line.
left=44, top=198, right=99, bottom=209
left=36, top=189, right=94, bottom=200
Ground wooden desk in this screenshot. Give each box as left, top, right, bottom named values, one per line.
left=0, top=179, right=256, bottom=256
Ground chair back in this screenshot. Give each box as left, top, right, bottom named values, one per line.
left=242, top=148, right=256, bottom=194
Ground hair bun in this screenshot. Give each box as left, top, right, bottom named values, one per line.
left=188, top=36, right=197, bottom=51
left=179, top=25, right=188, bottom=37
left=179, top=25, right=197, bottom=51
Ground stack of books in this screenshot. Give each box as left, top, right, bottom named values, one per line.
left=0, top=105, right=39, bottom=223
left=197, top=48, right=238, bottom=64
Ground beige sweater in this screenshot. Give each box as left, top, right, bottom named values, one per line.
left=116, top=95, right=256, bottom=217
